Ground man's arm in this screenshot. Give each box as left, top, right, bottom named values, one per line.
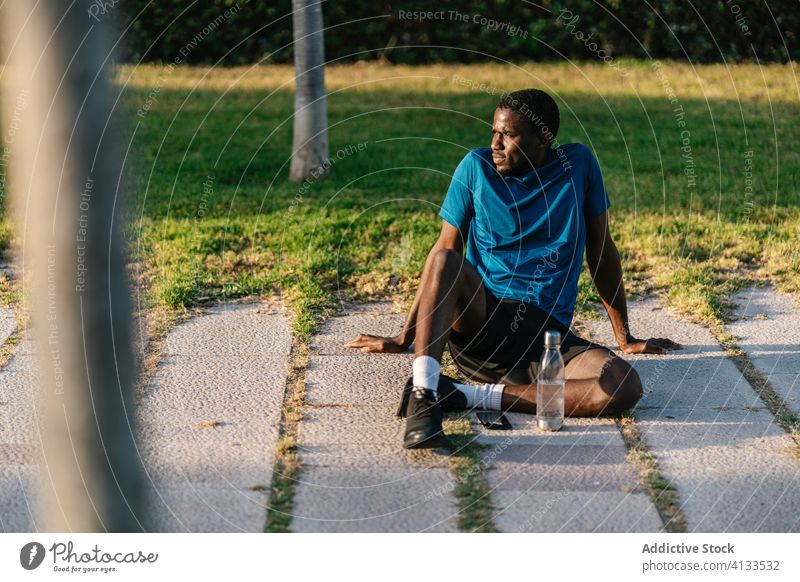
left=585, top=211, right=682, bottom=355
left=345, top=220, right=467, bottom=353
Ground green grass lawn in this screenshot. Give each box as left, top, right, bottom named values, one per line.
left=5, top=61, right=800, bottom=339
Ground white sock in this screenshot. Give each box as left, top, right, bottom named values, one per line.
left=412, top=356, right=441, bottom=395
left=454, top=382, right=505, bottom=411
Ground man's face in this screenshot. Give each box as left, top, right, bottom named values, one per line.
left=490, top=108, right=544, bottom=176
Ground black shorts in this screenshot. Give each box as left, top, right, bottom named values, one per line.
left=447, top=286, right=608, bottom=385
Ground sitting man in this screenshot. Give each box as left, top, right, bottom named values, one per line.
left=346, top=88, right=682, bottom=449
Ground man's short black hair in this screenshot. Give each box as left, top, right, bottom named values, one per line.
left=497, top=89, right=560, bottom=142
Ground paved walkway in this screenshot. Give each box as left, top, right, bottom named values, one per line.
left=728, top=286, right=800, bottom=416
left=0, top=301, right=292, bottom=533
left=583, top=295, right=800, bottom=532
left=139, top=302, right=291, bottom=532
left=291, top=303, right=458, bottom=532
left=476, top=415, right=662, bottom=532
left=0, top=305, right=14, bottom=347
left=0, top=306, right=39, bottom=532
left=2, top=289, right=799, bottom=532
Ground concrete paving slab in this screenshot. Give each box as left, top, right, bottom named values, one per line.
left=493, top=490, right=663, bottom=533
left=627, top=356, right=762, bottom=410
left=147, top=486, right=269, bottom=533
left=634, top=408, right=782, bottom=441
left=12, top=338, right=39, bottom=356
left=140, top=356, right=287, bottom=426
left=309, top=302, right=404, bottom=356
left=165, top=303, right=291, bottom=357
left=299, top=442, right=450, bottom=469
left=740, top=354, right=800, bottom=374
left=0, top=466, right=39, bottom=532
left=139, top=303, right=290, bottom=532
left=477, top=419, right=663, bottom=532
left=292, top=303, right=459, bottom=532
left=729, top=287, right=800, bottom=415
left=0, top=332, right=41, bottom=532
left=0, top=305, right=15, bottom=347
left=485, top=444, right=640, bottom=492
left=0, top=444, right=38, bottom=465
left=470, top=399, right=662, bottom=530
left=298, top=405, right=406, bottom=446
left=766, top=373, right=800, bottom=413
left=582, top=297, right=800, bottom=532
left=305, top=354, right=413, bottom=406
left=0, top=371, right=38, bottom=444
left=139, top=431, right=278, bottom=488
left=638, top=439, right=800, bottom=532
left=1, top=350, right=39, bottom=374
left=291, top=467, right=458, bottom=532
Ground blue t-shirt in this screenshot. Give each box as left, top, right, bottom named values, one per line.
left=439, top=143, right=610, bottom=329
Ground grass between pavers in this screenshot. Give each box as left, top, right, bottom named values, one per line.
left=615, top=414, right=689, bottom=533
left=715, top=328, right=800, bottom=452
left=0, top=325, right=22, bottom=370
left=0, top=305, right=24, bottom=371
left=132, top=306, right=190, bottom=396
left=0, top=258, right=26, bottom=370
left=443, top=414, right=498, bottom=533
left=264, top=341, right=308, bottom=532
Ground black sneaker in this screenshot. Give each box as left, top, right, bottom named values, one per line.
left=396, top=375, right=467, bottom=419
left=403, top=387, right=448, bottom=449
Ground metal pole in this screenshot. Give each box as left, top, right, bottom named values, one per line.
left=1, top=0, right=144, bottom=531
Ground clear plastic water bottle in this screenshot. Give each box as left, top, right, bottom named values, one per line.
left=537, top=330, right=565, bottom=431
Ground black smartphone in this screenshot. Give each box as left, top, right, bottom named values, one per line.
left=476, top=411, right=512, bottom=430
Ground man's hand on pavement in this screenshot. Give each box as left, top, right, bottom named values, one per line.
left=344, top=334, right=409, bottom=353
left=618, top=336, right=683, bottom=355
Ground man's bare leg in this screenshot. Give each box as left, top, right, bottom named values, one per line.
left=401, top=249, right=494, bottom=448
left=500, top=348, right=643, bottom=416
left=414, top=248, right=489, bottom=361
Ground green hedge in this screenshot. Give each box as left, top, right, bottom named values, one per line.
left=115, top=0, right=798, bottom=65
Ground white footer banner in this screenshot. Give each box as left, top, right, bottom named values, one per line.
left=1, top=533, right=798, bottom=580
